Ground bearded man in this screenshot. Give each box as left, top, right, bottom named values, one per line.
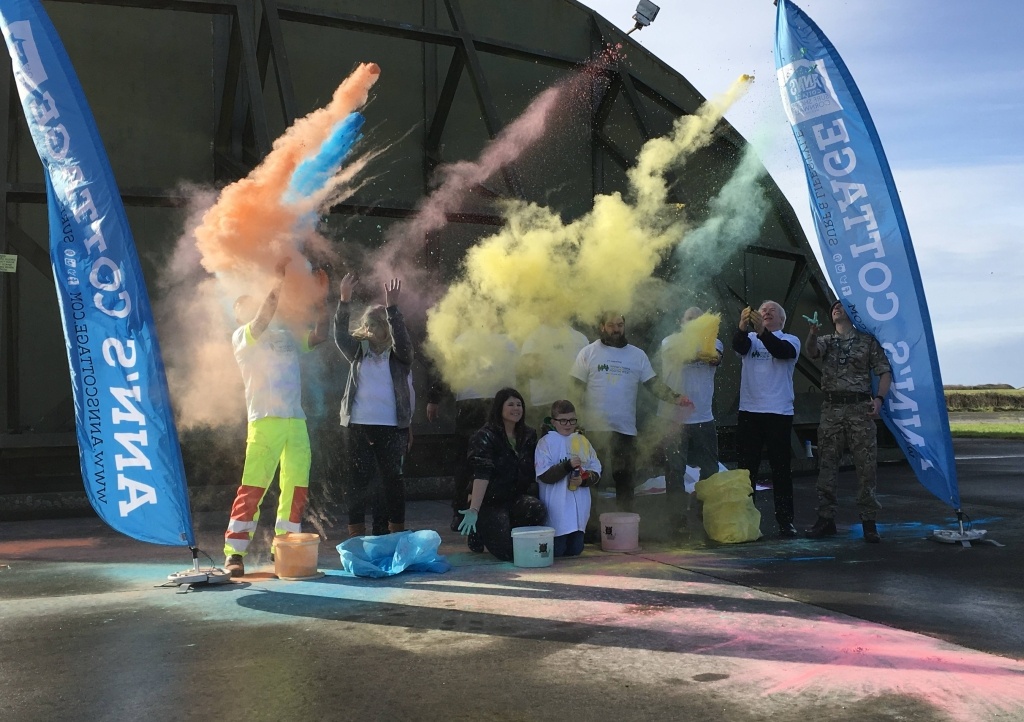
left=571, top=312, right=690, bottom=515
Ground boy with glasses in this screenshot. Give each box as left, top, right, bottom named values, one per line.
left=535, top=400, right=602, bottom=557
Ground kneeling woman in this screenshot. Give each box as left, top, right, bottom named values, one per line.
left=458, top=388, right=546, bottom=561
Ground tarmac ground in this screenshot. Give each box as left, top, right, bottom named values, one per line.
left=2, top=438, right=1024, bottom=721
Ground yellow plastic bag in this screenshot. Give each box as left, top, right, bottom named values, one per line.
left=694, top=469, right=761, bottom=543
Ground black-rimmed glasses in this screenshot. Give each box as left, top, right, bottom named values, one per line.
left=552, top=418, right=578, bottom=426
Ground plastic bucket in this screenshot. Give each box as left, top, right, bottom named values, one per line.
left=600, top=512, right=640, bottom=552
left=511, top=526, right=555, bottom=568
left=273, top=532, right=323, bottom=580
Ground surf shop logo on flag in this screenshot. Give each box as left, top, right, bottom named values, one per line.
left=0, top=0, right=195, bottom=545
left=774, top=0, right=960, bottom=510
left=778, top=58, right=843, bottom=124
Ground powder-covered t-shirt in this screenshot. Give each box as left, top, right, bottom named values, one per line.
left=350, top=347, right=399, bottom=426
left=658, top=337, right=723, bottom=424
left=233, top=324, right=308, bottom=422
left=570, top=341, right=656, bottom=435
left=535, top=430, right=601, bottom=536
left=737, top=330, right=801, bottom=415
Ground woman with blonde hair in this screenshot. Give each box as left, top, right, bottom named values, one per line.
left=334, top=273, right=413, bottom=537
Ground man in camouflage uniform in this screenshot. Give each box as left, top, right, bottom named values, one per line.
left=804, top=300, right=892, bottom=543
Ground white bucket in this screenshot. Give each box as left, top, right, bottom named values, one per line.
left=274, top=532, right=324, bottom=580
left=511, top=526, right=555, bottom=568
left=600, top=512, right=641, bottom=552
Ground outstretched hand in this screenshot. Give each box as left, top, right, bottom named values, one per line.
left=803, top=311, right=821, bottom=327
left=457, top=508, right=479, bottom=536
left=385, top=278, right=402, bottom=307
left=738, top=306, right=751, bottom=331
left=749, top=309, right=764, bottom=333
left=339, top=273, right=357, bottom=303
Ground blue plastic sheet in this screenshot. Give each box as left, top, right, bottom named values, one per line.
left=336, top=530, right=450, bottom=578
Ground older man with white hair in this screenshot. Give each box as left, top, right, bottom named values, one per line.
left=732, top=300, right=801, bottom=538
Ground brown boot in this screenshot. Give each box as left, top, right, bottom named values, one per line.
left=346, top=523, right=366, bottom=539
left=388, top=522, right=406, bottom=533
left=225, top=554, right=245, bottom=578
left=862, top=520, right=881, bottom=544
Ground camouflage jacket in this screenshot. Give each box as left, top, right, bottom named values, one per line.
left=814, top=329, right=891, bottom=394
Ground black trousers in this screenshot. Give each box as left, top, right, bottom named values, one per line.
left=586, top=431, right=637, bottom=512
left=343, top=424, right=408, bottom=528
left=450, top=399, right=491, bottom=513
left=736, top=411, right=794, bottom=524
left=477, top=495, right=547, bottom=561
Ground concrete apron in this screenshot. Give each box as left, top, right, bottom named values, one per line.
left=2, top=506, right=1024, bottom=722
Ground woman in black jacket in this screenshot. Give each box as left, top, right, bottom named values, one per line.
left=457, top=387, right=546, bottom=561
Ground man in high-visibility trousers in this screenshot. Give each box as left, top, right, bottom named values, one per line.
left=224, top=258, right=329, bottom=577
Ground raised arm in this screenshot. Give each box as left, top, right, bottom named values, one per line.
left=732, top=306, right=753, bottom=355
left=248, top=258, right=289, bottom=340
left=804, top=314, right=822, bottom=360
left=385, top=278, right=414, bottom=366
left=333, top=272, right=360, bottom=360
left=308, top=267, right=331, bottom=348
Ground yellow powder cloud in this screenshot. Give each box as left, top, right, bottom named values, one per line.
left=426, top=76, right=753, bottom=394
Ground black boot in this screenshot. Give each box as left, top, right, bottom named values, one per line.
left=862, top=519, right=881, bottom=543
left=805, top=516, right=837, bottom=539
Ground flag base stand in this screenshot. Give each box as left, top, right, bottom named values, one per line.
left=931, top=511, right=993, bottom=547
left=931, top=528, right=987, bottom=545
left=167, top=547, right=233, bottom=586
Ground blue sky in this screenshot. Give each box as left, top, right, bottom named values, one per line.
left=577, top=0, right=1024, bottom=386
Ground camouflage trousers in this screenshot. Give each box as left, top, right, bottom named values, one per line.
left=816, top=401, right=881, bottom=521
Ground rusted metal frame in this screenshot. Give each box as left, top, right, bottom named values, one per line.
left=424, top=50, right=465, bottom=169
left=741, top=244, right=806, bottom=326
left=743, top=244, right=807, bottom=263
left=325, top=200, right=503, bottom=227
left=47, top=0, right=236, bottom=12
left=0, top=53, right=12, bottom=431
left=3, top=182, right=503, bottom=226
left=275, top=4, right=581, bottom=69
left=782, top=260, right=812, bottom=312
left=277, top=4, right=461, bottom=44
left=41, top=0, right=254, bottom=180
left=231, top=0, right=271, bottom=159
left=4, top=222, right=51, bottom=279
left=629, top=74, right=689, bottom=118
left=212, top=148, right=252, bottom=183
left=6, top=183, right=187, bottom=207
left=594, top=131, right=631, bottom=172
left=616, top=70, right=652, bottom=142
left=588, top=16, right=603, bottom=198
left=214, top=5, right=245, bottom=162
left=442, top=0, right=523, bottom=198
left=257, top=0, right=298, bottom=127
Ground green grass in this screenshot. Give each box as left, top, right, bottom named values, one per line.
left=949, top=422, right=1024, bottom=439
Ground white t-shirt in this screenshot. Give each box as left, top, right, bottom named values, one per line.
left=350, top=347, right=398, bottom=426
left=520, top=324, right=589, bottom=407
left=658, top=337, right=723, bottom=424
left=233, top=324, right=307, bottom=422
left=570, top=341, right=656, bottom=435
left=535, top=430, right=602, bottom=536
left=737, top=330, right=801, bottom=415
